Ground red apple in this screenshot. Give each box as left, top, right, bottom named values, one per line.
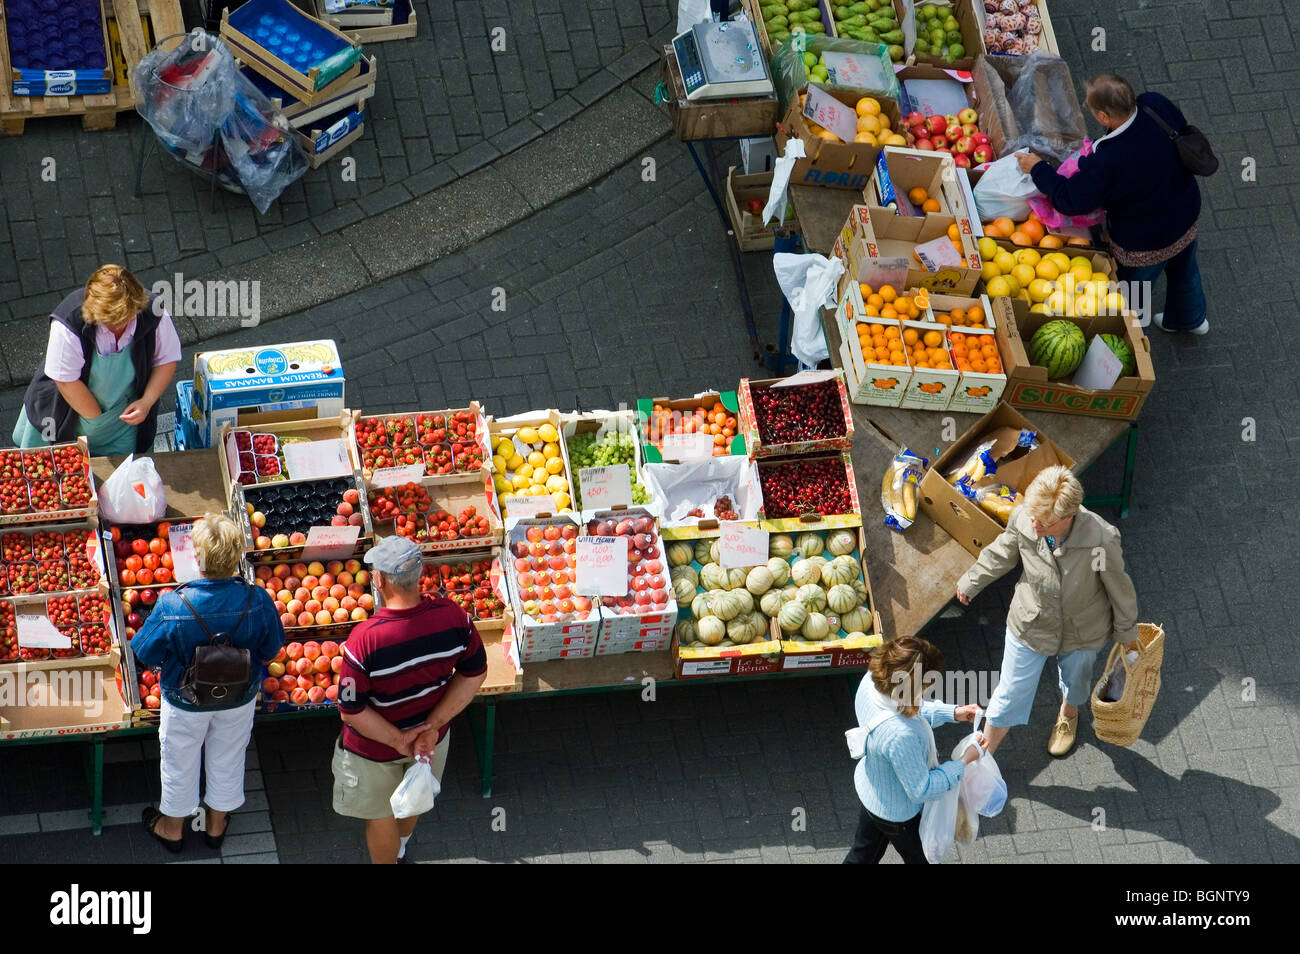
left=931, top=135, right=948, bottom=150
left=958, top=106, right=978, bottom=126
left=906, top=110, right=925, bottom=128
left=914, top=138, right=934, bottom=151
left=953, top=153, right=971, bottom=168
left=972, top=144, right=993, bottom=164
left=953, top=136, right=974, bottom=154
left=925, top=115, right=947, bottom=137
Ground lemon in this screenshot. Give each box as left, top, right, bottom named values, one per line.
left=507, top=454, right=524, bottom=471
left=1011, top=263, right=1036, bottom=289
left=856, top=114, right=881, bottom=134
left=1028, top=278, right=1054, bottom=303
left=1029, top=302, right=1046, bottom=314
left=517, top=461, right=534, bottom=479
left=1044, top=287, right=1069, bottom=315
left=1014, top=248, right=1041, bottom=267
left=493, top=475, right=511, bottom=494
left=542, top=442, right=560, bottom=459
left=517, top=426, right=539, bottom=445
left=1002, top=273, right=1021, bottom=296
left=980, top=261, right=1002, bottom=283
left=510, top=474, right=530, bottom=491
left=855, top=131, right=879, bottom=145
left=1034, top=260, right=1060, bottom=281
left=495, top=435, right=512, bottom=454
left=537, top=423, right=558, bottom=443
left=1074, top=292, right=1099, bottom=317
left=527, top=451, right=545, bottom=468
left=492, top=454, right=507, bottom=474
left=554, top=493, right=571, bottom=510
left=884, top=133, right=907, bottom=146
left=1045, top=252, right=1071, bottom=273
left=531, top=470, right=548, bottom=487
left=545, top=457, right=564, bottom=475
left=985, top=276, right=1012, bottom=298
left=993, top=250, right=1016, bottom=274
left=1068, top=255, right=1093, bottom=272
left=856, top=97, right=880, bottom=117
left=1070, top=264, right=1093, bottom=285
left=1103, top=291, right=1127, bottom=314
left=1090, top=271, right=1110, bottom=285
left=545, top=474, right=569, bottom=494
left=977, top=236, right=999, bottom=261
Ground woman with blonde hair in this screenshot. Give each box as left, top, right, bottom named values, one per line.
left=132, top=514, right=284, bottom=853
left=845, top=636, right=983, bottom=864
left=13, top=264, right=180, bottom=455
left=956, top=466, right=1139, bottom=758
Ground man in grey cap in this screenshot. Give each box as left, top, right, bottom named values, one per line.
left=331, top=535, right=488, bottom=863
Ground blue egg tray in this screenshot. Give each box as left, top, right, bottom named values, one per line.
left=221, top=0, right=361, bottom=102
left=4, top=0, right=111, bottom=97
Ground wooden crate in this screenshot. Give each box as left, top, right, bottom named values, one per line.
left=659, top=44, right=778, bottom=142
left=321, top=0, right=417, bottom=43
left=0, top=0, right=185, bottom=135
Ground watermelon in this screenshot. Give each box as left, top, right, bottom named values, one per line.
left=1028, top=320, right=1086, bottom=379
left=1098, top=333, right=1136, bottom=377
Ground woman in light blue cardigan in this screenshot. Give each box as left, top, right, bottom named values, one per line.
left=846, top=636, right=983, bottom=864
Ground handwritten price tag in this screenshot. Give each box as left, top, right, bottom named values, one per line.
left=772, top=369, right=841, bottom=388
left=370, top=464, right=426, bottom=488
left=168, top=524, right=201, bottom=584
left=506, top=494, right=556, bottom=518
left=301, top=525, right=361, bottom=563
left=17, top=614, right=71, bottom=649
left=574, top=536, right=627, bottom=597
left=802, top=85, right=859, bottom=145
left=661, top=432, right=715, bottom=461
left=578, top=465, right=631, bottom=508
left=821, top=51, right=889, bottom=92
left=718, top=522, right=769, bottom=569
left=282, top=439, right=352, bottom=481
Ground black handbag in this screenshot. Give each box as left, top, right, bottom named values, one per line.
left=1141, top=104, right=1219, bottom=177
left=176, top=584, right=255, bottom=710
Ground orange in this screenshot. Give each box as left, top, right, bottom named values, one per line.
left=950, top=332, right=966, bottom=344
left=970, top=357, right=987, bottom=372
left=881, top=305, right=898, bottom=320
left=879, top=285, right=897, bottom=303
left=872, top=334, right=888, bottom=349
left=950, top=308, right=966, bottom=325
left=992, top=217, right=1016, bottom=237
left=1039, top=234, right=1064, bottom=249
left=922, top=198, right=941, bottom=213
left=966, top=304, right=985, bottom=325
left=875, top=346, right=890, bottom=361
left=914, top=360, right=931, bottom=369
left=908, top=187, right=929, bottom=206
left=866, top=293, right=884, bottom=308
left=905, top=302, right=920, bottom=319
left=884, top=326, right=900, bottom=340
left=947, top=223, right=960, bottom=242
left=902, top=328, right=919, bottom=345
left=864, top=305, right=880, bottom=317
left=1020, top=220, right=1046, bottom=243
left=1067, top=236, right=1092, bottom=247
left=1009, top=230, right=1032, bottom=246
left=922, top=330, right=943, bottom=348
left=935, top=312, right=952, bottom=326
left=868, top=323, right=885, bottom=335
left=981, top=343, right=999, bottom=359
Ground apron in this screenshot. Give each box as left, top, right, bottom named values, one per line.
left=12, top=347, right=139, bottom=456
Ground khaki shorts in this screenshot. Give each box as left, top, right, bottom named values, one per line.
left=331, top=730, right=451, bottom=820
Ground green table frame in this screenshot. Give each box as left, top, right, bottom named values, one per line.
left=1081, top=423, right=1139, bottom=518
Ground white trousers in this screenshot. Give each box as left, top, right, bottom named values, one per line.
left=158, top=696, right=257, bottom=817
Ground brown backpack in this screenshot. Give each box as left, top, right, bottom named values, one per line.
left=176, top=585, right=255, bottom=710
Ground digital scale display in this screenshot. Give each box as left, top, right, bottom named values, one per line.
left=671, top=20, right=774, bottom=101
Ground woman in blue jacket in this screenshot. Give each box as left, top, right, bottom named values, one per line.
left=1019, top=74, right=1207, bottom=335
left=846, top=637, right=983, bottom=864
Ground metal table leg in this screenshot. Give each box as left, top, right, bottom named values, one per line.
left=468, top=701, right=497, bottom=799
left=1083, top=423, right=1138, bottom=518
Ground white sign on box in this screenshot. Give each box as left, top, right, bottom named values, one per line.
left=370, top=464, right=426, bottom=488
left=574, top=536, right=627, bottom=597
left=282, top=439, right=352, bottom=481
left=578, top=465, right=632, bottom=508
left=168, top=524, right=202, bottom=584
left=772, top=369, right=840, bottom=388
left=821, top=51, right=889, bottom=92
left=718, top=522, right=769, bottom=569
left=661, top=432, right=715, bottom=461
left=300, top=525, right=361, bottom=563
left=17, top=614, right=72, bottom=649
left=506, top=495, right=557, bottom=518
left=914, top=235, right=964, bottom=271
left=1071, top=335, right=1124, bottom=390
left=802, top=85, right=859, bottom=145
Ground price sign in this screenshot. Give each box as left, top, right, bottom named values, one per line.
left=914, top=234, right=963, bottom=271
left=282, top=439, right=352, bottom=481
left=370, top=464, right=426, bottom=488
left=17, top=614, right=71, bottom=649
left=578, top=465, right=632, bottom=508
left=506, top=495, right=556, bottom=518
left=802, top=85, right=859, bottom=146
left=718, top=522, right=769, bottom=569
left=168, top=524, right=201, bottom=584
left=661, top=432, right=715, bottom=461
left=772, top=369, right=841, bottom=388
left=300, top=525, right=361, bottom=563
left=821, top=51, right=889, bottom=92
left=574, top=536, right=627, bottom=597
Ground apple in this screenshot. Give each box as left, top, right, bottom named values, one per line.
left=944, top=114, right=960, bottom=131
left=972, top=131, right=990, bottom=146
left=251, top=511, right=266, bottom=528
left=958, top=106, right=978, bottom=126
left=972, top=144, right=993, bottom=164
left=953, top=153, right=971, bottom=168
left=255, top=536, right=272, bottom=550
left=931, top=135, right=948, bottom=150
left=953, top=136, right=974, bottom=154
left=925, top=115, right=947, bottom=137
left=914, top=138, right=934, bottom=151
left=961, top=122, right=979, bottom=139
left=906, top=110, right=925, bottom=128
left=289, top=532, right=307, bottom=545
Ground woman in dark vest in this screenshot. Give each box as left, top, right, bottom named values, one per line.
left=13, top=265, right=181, bottom=455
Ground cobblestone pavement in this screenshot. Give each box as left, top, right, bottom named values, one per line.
left=0, top=0, right=1298, bottom=863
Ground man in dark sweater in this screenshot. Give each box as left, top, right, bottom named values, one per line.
left=1018, top=74, right=1207, bottom=335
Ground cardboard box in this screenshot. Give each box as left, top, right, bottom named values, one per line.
left=0, top=654, right=130, bottom=740
left=478, top=628, right=523, bottom=695
left=489, top=410, right=577, bottom=520
left=369, top=474, right=504, bottom=554
left=671, top=631, right=783, bottom=679
left=775, top=88, right=904, bottom=190
left=0, top=439, right=97, bottom=527
left=769, top=33, right=902, bottom=107
left=500, top=514, right=601, bottom=649
left=192, top=339, right=346, bottom=448
left=973, top=0, right=1058, bottom=56
left=897, top=319, right=958, bottom=410
left=840, top=315, right=910, bottom=407
left=896, top=63, right=976, bottom=119
left=8, top=9, right=112, bottom=97
left=867, top=148, right=978, bottom=240
left=905, top=0, right=984, bottom=71
left=641, top=455, right=762, bottom=541
left=416, top=548, right=508, bottom=635
left=220, top=0, right=363, bottom=106
left=311, top=0, right=393, bottom=28
left=564, top=411, right=649, bottom=512
left=637, top=391, right=747, bottom=463
left=739, top=374, right=855, bottom=458
left=968, top=53, right=1085, bottom=160
left=742, top=0, right=836, bottom=60
left=992, top=296, right=1154, bottom=421
left=919, top=401, right=1075, bottom=555
left=725, top=166, right=799, bottom=252
left=846, top=204, right=981, bottom=295
left=741, top=136, right=778, bottom=174
left=218, top=412, right=360, bottom=499
left=756, top=451, right=863, bottom=533
left=351, top=404, right=490, bottom=485
left=946, top=325, right=1007, bottom=414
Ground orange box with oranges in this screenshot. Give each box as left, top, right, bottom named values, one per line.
left=898, top=319, right=959, bottom=410
left=946, top=327, right=1007, bottom=414
left=841, top=316, right=910, bottom=407
left=923, top=292, right=994, bottom=330
left=847, top=205, right=982, bottom=295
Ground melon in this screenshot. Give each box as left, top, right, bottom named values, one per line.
left=791, top=558, right=823, bottom=587
left=691, top=593, right=712, bottom=620
left=1029, top=320, right=1086, bottom=379
left=826, top=583, right=859, bottom=614
left=746, top=565, right=775, bottom=595
left=697, top=616, right=726, bottom=645
left=667, top=542, right=694, bottom=567
left=693, top=540, right=714, bottom=565
left=670, top=564, right=698, bottom=588
left=766, top=557, right=791, bottom=587
left=769, top=534, right=794, bottom=559
left=674, top=619, right=697, bottom=645
left=801, top=612, right=830, bottom=641
left=672, top=575, right=696, bottom=605
left=759, top=589, right=789, bottom=617
left=827, top=530, right=856, bottom=556
left=840, top=606, right=871, bottom=635
left=1098, top=332, right=1136, bottom=377
left=777, top=602, right=808, bottom=632
left=795, top=532, right=825, bottom=558
left=797, top=583, right=827, bottom=612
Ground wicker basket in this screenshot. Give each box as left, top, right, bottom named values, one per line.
left=1091, top=622, right=1164, bottom=746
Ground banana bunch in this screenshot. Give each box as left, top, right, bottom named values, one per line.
left=881, top=447, right=925, bottom=532
left=946, top=440, right=996, bottom=485
left=977, top=486, right=1019, bottom=524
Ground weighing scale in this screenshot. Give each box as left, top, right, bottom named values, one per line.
left=671, top=20, right=774, bottom=101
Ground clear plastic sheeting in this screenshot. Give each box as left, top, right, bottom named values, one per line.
left=132, top=31, right=308, bottom=213
left=980, top=50, right=1087, bottom=162
left=770, top=36, right=900, bottom=117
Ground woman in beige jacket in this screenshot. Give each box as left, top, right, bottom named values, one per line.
left=956, top=466, right=1139, bottom=758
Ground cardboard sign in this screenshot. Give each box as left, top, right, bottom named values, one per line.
left=370, top=464, right=426, bottom=488
left=578, top=465, right=632, bottom=508
left=167, top=524, right=201, bottom=584
left=718, top=522, right=769, bottom=569
left=1072, top=335, right=1124, bottom=390
left=300, top=524, right=361, bottom=563
left=802, top=85, right=859, bottom=145
left=821, top=51, right=890, bottom=92
left=17, top=614, right=71, bottom=649
left=506, top=495, right=556, bottom=518
left=914, top=235, right=964, bottom=270
left=661, top=432, right=715, bottom=461
left=282, top=439, right=352, bottom=481
left=772, top=369, right=841, bottom=388
left=574, top=536, right=627, bottom=597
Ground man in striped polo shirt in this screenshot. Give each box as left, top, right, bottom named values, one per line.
left=331, top=535, right=487, bottom=863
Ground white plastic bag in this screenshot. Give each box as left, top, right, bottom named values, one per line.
left=1100, top=648, right=1140, bottom=702
left=763, top=138, right=806, bottom=227
left=676, top=0, right=712, bottom=32
left=920, top=785, right=959, bottom=863
left=389, top=756, right=440, bottom=819
left=98, top=455, right=166, bottom=523
left=773, top=252, right=844, bottom=368
left=972, top=153, right=1041, bottom=222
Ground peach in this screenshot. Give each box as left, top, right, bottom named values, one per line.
left=255, top=536, right=272, bottom=550
left=276, top=588, right=293, bottom=604
left=297, top=675, right=313, bottom=691
left=273, top=647, right=288, bottom=664
left=296, top=611, right=315, bottom=628
left=273, top=564, right=291, bottom=579
left=294, top=587, right=311, bottom=603
left=329, top=584, right=347, bottom=600
left=312, top=655, right=332, bottom=674
left=332, top=607, right=350, bottom=623
left=337, top=571, right=354, bottom=586
left=308, top=686, right=326, bottom=704
left=262, top=677, right=279, bottom=694
left=314, top=672, right=332, bottom=688
left=303, top=641, right=321, bottom=660
left=307, top=562, right=326, bottom=577
left=290, top=688, right=309, bottom=704
left=323, top=597, right=340, bottom=613
left=326, top=560, right=345, bottom=575
left=320, top=640, right=340, bottom=657
left=319, top=573, right=335, bottom=588
left=285, top=642, right=305, bottom=660
left=270, top=534, right=290, bottom=549
left=345, top=559, right=362, bottom=574
left=268, top=661, right=285, bottom=678
left=302, top=575, right=319, bottom=590
left=291, top=563, right=309, bottom=578
left=331, top=655, right=343, bottom=673
left=347, top=584, right=365, bottom=599
left=304, top=600, right=322, bottom=615
left=289, top=532, right=307, bottom=546
left=358, top=594, right=375, bottom=611
left=295, top=658, right=313, bottom=676
left=284, top=576, right=302, bottom=592
left=274, top=601, right=287, bottom=616
left=314, top=610, right=333, bottom=626
left=340, top=596, right=357, bottom=612
left=280, top=675, right=298, bottom=693
left=350, top=608, right=369, bottom=621
left=286, top=599, right=304, bottom=616
left=272, top=689, right=290, bottom=702
left=255, top=566, right=274, bottom=581
left=324, top=685, right=339, bottom=701
left=354, top=570, right=370, bottom=586
left=312, top=586, right=329, bottom=602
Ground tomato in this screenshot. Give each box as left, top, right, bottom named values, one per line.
left=156, top=522, right=171, bottom=539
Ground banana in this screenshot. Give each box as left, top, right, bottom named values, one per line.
left=902, top=480, right=917, bottom=520
left=971, top=457, right=986, bottom=482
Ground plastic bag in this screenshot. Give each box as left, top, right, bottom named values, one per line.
left=1099, top=648, right=1141, bottom=702
left=770, top=36, right=901, bottom=116
left=389, top=756, right=441, bottom=819
left=964, top=481, right=1019, bottom=525
left=992, top=51, right=1088, bottom=163
left=972, top=153, right=1040, bottom=222
left=676, top=0, right=711, bottom=33
left=953, top=731, right=1006, bottom=818
left=1026, top=140, right=1106, bottom=228
left=763, top=138, right=805, bottom=228
left=920, top=784, right=960, bottom=863
left=99, top=455, right=167, bottom=524
left=881, top=446, right=926, bottom=532
left=773, top=252, right=844, bottom=368
left=945, top=439, right=997, bottom=485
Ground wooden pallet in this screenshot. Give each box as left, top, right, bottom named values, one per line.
left=0, top=0, right=185, bottom=135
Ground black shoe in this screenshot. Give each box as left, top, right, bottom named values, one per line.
left=204, top=813, right=229, bottom=850
left=142, top=807, right=183, bottom=854
left=396, top=855, right=409, bottom=864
